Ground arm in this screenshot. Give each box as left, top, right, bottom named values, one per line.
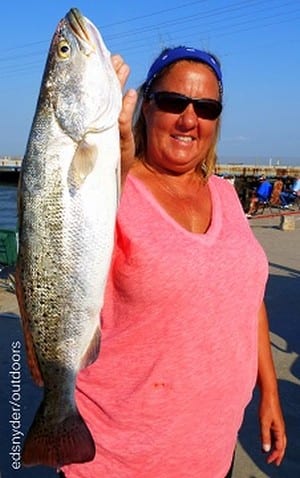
left=257, top=301, right=287, bottom=465
left=111, top=55, right=138, bottom=184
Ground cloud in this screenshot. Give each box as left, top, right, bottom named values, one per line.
left=221, top=135, right=250, bottom=143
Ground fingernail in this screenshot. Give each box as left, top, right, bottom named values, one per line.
left=262, top=443, right=271, bottom=453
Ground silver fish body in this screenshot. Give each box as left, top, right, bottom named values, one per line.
left=16, top=8, right=121, bottom=468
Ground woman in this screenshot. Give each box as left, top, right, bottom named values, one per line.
left=62, top=46, right=286, bottom=478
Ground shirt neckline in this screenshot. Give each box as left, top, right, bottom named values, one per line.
left=127, top=173, right=222, bottom=243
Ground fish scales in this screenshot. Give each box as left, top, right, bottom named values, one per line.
left=16, top=8, right=122, bottom=468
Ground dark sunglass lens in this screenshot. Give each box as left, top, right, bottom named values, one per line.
left=154, top=93, right=187, bottom=114
left=151, top=92, right=222, bottom=120
left=194, top=100, right=222, bottom=120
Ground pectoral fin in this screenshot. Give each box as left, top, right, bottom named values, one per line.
left=68, top=141, right=98, bottom=190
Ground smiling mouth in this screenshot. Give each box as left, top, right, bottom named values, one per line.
left=172, top=135, right=194, bottom=143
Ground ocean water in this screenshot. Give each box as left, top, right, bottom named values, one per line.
left=0, top=184, right=18, bottom=230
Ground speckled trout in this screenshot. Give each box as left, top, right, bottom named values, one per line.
left=16, top=8, right=121, bottom=468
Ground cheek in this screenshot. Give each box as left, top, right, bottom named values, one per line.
left=145, top=112, right=173, bottom=147
left=196, top=122, right=218, bottom=159
left=145, top=109, right=170, bottom=132
left=199, top=120, right=218, bottom=142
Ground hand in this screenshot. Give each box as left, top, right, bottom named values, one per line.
left=111, top=54, right=130, bottom=89
left=111, top=54, right=138, bottom=180
left=259, top=393, right=287, bottom=466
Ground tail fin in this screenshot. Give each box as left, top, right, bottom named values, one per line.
left=22, top=401, right=95, bottom=468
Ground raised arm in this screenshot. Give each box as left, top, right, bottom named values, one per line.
left=111, top=54, right=138, bottom=184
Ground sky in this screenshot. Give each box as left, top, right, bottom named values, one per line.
left=1, top=0, right=300, bottom=165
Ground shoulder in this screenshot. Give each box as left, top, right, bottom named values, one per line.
left=209, top=174, right=245, bottom=216
left=209, top=174, right=238, bottom=196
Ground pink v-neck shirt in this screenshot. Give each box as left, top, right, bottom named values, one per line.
left=64, top=174, right=268, bottom=478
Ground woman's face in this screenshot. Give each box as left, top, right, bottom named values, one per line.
left=143, top=60, right=220, bottom=174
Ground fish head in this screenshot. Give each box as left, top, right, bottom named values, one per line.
left=40, top=8, right=122, bottom=142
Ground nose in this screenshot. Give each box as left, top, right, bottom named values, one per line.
left=177, top=103, right=198, bottom=129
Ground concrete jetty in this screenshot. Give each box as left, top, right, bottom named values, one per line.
left=0, top=156, right=21, bottom=172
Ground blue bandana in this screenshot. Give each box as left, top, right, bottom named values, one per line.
left=144, top=46, right=223, bottom=98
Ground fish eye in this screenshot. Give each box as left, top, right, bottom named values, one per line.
left=57, top=39, right=71, bottom=59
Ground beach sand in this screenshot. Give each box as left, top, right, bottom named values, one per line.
left=0, top=212, right=299, bottom=477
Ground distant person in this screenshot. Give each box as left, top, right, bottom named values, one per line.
left=269, top=177, right=284, bottom=206
left=280, top=176, right=300, bottom=208
left=246, top=175, right=273, bottom=217
left=294, top=176, right=300, bottom=193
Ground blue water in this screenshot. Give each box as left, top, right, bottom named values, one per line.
left=0, top=184, right=18, bottom=230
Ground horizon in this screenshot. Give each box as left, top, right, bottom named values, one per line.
left=1, top=154, right=300, bottom=168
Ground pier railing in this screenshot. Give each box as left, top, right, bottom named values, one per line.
left=214, top=163, right=300, bottom=177
left=0, top=156, right=22, bottom=172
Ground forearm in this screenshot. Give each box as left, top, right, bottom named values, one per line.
left=256, top=301, right=286, bottom=465
left=119, top=89, right=137, bottom=185
left=256, top=301, right=279, bottom=397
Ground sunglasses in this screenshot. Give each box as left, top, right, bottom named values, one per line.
left=147, top=91, right=222, bottom=120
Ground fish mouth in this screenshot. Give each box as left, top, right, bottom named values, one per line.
left=66, top=8, right=108, bottom=58
left=67, top=8, right=91, bottom=44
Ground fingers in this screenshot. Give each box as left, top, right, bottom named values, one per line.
left=111, top=54, right=130, bottom=90
left=119, top=89, right=138, bottom=178
left=111, top=53, right=137, bottom=140
left=119, top=89, right=138, bottom=139
left=265, top=430, right=287, bottom=466
left=261, top=421, right=272, bottom=455
left=111, top=54, right=138, bottom=179
left=261, top=418, right=287, bottom=466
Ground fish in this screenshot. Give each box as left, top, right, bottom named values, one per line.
left=15, top=8, right=122, bottom=468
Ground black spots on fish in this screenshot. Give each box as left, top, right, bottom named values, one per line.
left=39, top=342, right=51, bottom=354
left=32, top=329, right=59, bottom=368
left=67, top=141, right=98, bottom=192
left=38, top=357, right=47, bottom=369
left=52, top=364, right=62, bottom=377
left=50, top=383, right=59, bottom=391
